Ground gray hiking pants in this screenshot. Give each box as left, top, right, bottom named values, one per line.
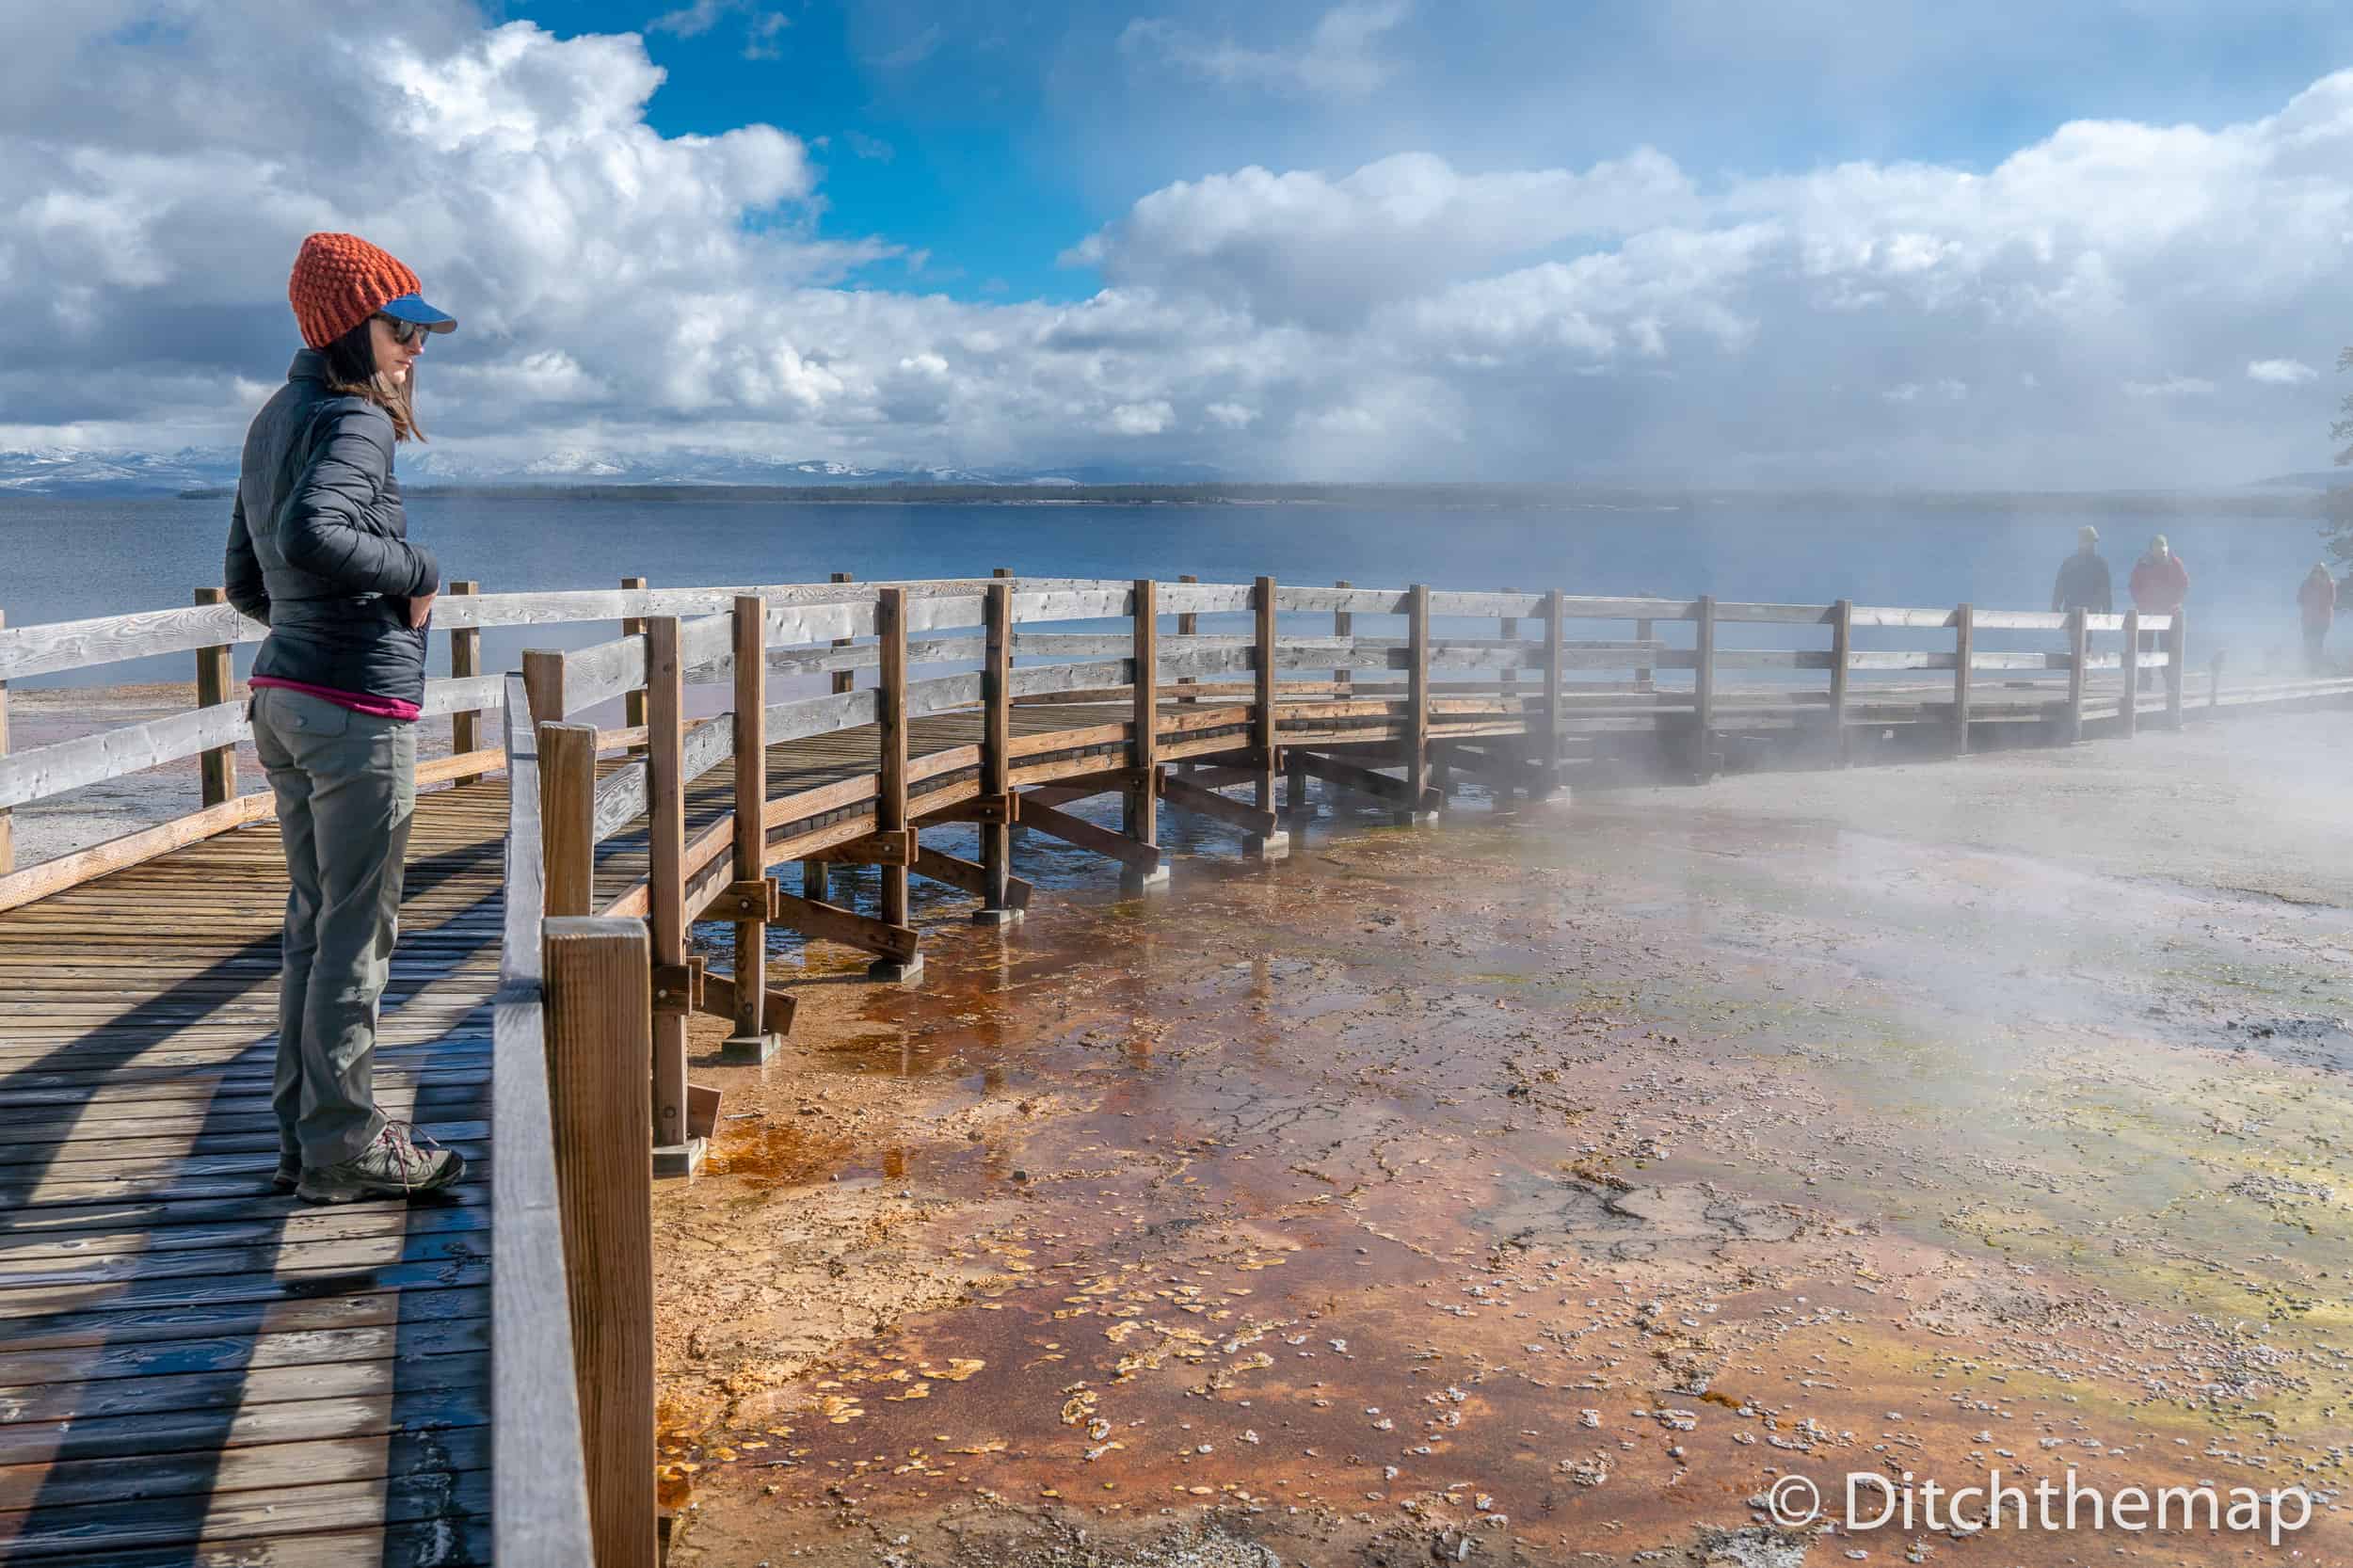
left=248, top=685, right=415, bottom=1166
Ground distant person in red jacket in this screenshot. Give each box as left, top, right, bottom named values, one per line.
left=2299, top=563, right=2337, bottom=673
left=2129, top=536, right=2189, bottom=691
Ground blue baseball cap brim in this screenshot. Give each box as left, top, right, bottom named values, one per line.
left=378, top=293, right=457, bottom=333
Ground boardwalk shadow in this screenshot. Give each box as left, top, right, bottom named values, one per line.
left=0, top=826, right=503, bottom=1565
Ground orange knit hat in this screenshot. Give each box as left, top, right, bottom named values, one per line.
left=288, top=232, right=424, bottom=350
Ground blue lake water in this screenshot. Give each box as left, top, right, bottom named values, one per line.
left=1, top=492, right=2337, bottom=690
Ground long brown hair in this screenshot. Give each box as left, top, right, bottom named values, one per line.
left=321, top=317, right=426, bottom=442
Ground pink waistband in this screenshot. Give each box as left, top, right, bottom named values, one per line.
left=250, top=676, right=422, bottom=723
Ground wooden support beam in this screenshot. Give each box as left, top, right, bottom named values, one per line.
left=1692, top=592, right=1717, bottom=783
left=1124, top=578, right=1166, bottom=890
left=697, top=969, right=799, bottom=1034
left=448, top=581, right=483, bottom=786
left=1291, top=747, right=1436, bottom=811
left=650, top=957, right=705, bottom=1015
left=1541, top=588, right=1564, bottom=796
left=1333, top=580, right=1353, bottom=695
left=645, top=615, right=698, bottom=1176
left=1401, top=583, right=1433, bottom=824
left=1634, top=616, right=1655, bottom=692
left=2167, top=607, right=2187, bottom=728
left=619, top=577, right=648, bottom=748
left=540, top=915, right=658, bottom=1568
left=1016, top=771, right=1127, bottom=810
left=1497, top=594, right=1519, bottom=792
left=974, top=578, right=1017, bottom=924
left=2065, top=606, right=2088, bottom=745
left=1248, top=574, right=1289, bottom=857
left=522, top=648, right=566, bottom=728
left=1176, top=573, right=1200, bottom=707
left=193, top=588, right=234, bottom=808
left=2121, top=607, right=2140, bottom=738
left=725, top=594, right=777, bottom=1063
left=915, top=845, right=1034, bottom=910
left=805, top=571, right=855, bottom=904
left=770, top=888, right=920, bottom=964
left=801, top=827, right=918, bottom=866
left=1951, top=602, right=1974, bottom=755
left=538, top=722, right=598, bottom=918
left=927, top=792, right=1019, bottom=825
left=873, top=586, right=920, bottom=979
left=1160, top=769, right=1279, bottom=837
left=1829, top=597, right=1852, bottom=766
left=1019, top=794, right=1167, bottom=876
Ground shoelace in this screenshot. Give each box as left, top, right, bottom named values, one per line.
left=370, top=1119, right=446, bottom=1191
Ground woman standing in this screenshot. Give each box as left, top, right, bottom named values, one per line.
left=224, top=232, right=464, bottom=1203
left=2299, top=564, right=2338, bottom=673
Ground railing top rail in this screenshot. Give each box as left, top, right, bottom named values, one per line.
left=488, top=674, right=596, bottom=1562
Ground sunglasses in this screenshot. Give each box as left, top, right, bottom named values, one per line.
left=374, top=313, right=434, bottom=347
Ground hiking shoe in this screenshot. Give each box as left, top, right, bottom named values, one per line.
left=272, top=1152, right=300, bottom=1193
left=296, top=1121, right=466, bottom=1204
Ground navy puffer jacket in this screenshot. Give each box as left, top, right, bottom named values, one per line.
left=223, top=350, right=440, bottom=705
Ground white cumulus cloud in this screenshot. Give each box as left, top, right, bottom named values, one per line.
left=2247, top=358, right=2319, bottom=384
left=1121, top=1, right=1411, bottom=100
left=4, top=8, right=2352, bottom=486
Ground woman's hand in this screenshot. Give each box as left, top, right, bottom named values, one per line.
left=408, top=590, right=438, bottom=630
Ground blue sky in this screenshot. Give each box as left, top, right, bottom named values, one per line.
left=495, top=0, right=2353, bottom=307
left=4, top=1, right=2350, bottom=483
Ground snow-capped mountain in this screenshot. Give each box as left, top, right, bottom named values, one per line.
left=0, top=444, right=1218, bottom=494
left=0, top=446, right=243, bottom=494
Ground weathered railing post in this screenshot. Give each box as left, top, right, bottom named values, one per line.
left=872, top=587, right=920, bottom=981
left=1692, top=593, right=1717, bottom=783
left=2065, top=606, right=2089, bottom=744
left=1497, top=592, right=1520, bottom=805
left=194, top=587, right=234, bottom=808
left=1332, top=580, right=1352, bottom=695
left=1176, top=572, right=1199, bottom=707
left=645, top=616, right=697, bottom=1176
left=1829, top=598, right=1852, bottom=766
left=619, top=576, right=648, bottom=752
left=1540, top=588, right=1564, bottom=798
left=1635, top=615, right=1655, bottom=693
left=803, top=570, right=855, bottom=904
left=449, top=581, right=484, bottom=785
left=1247, top=575, right=1288, bottom=858
left=1124, top=579, right=1168, bottom=892
left=541, top=915, right=658, bottom=1568
left=1402, top=583, right=1433, bottom=825
left=974, top=579, right=1017, bottom=924
left=725, top=594, right=778, bottom=1063
left=522, top=648, right=567, bottom=729
left=1951, top=602, right=1973, bottom=756
left=538, top=722, right=598, bottom=918
left=0, top=608, right=10, bottom=874
left=2167, top=609, right=2187, bottom=728
left=2121, top=607, right=2140, bottom=738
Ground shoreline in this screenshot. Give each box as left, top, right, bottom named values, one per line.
left=126, top=481, right=2334, bottom=516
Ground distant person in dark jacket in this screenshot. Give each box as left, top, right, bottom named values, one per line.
left=224, top=232, right=461, bottom=1205
left=2052, top=526, right=2112, bottom=615
left=2299, top=564, right=2337, bottom=672
left=2129, top=536, right=2191, bottom=691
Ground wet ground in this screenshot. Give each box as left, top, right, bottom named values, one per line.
left=657, top=712, right=2353, bottom=1565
